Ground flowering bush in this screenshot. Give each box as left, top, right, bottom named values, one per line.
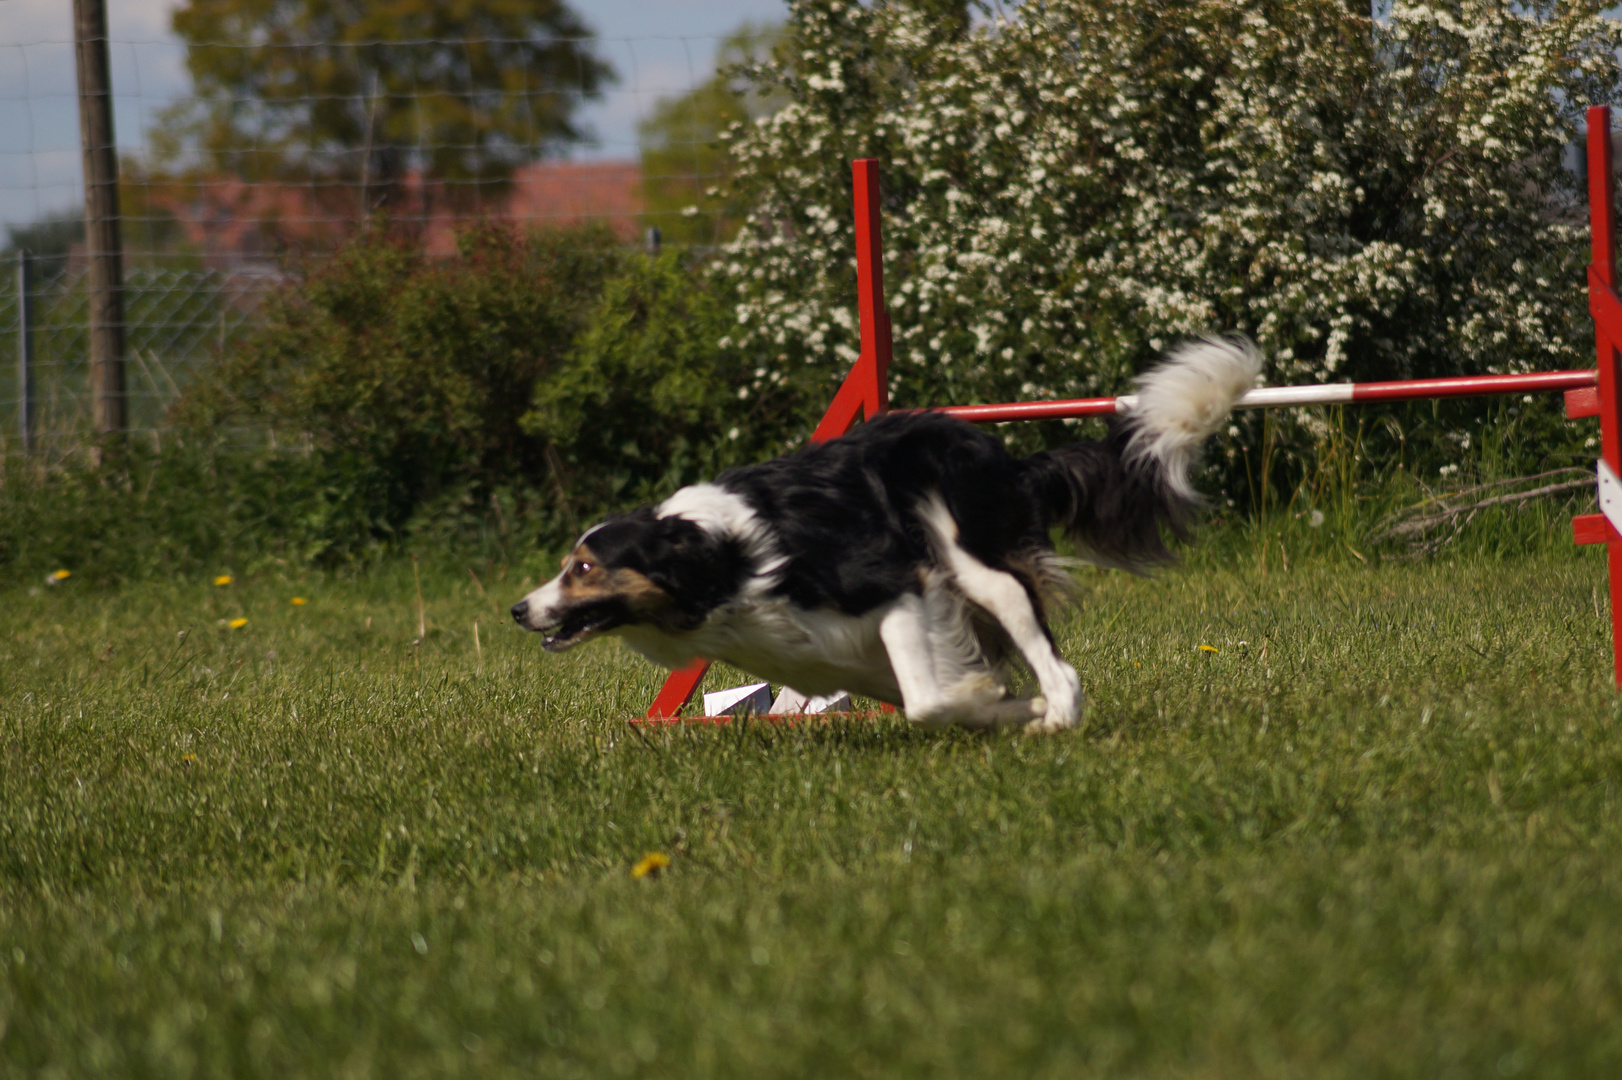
left=711, top=0, right=1622, bottom=468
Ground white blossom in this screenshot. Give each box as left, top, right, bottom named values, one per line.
left=708, top=0, right=1620, bottom=460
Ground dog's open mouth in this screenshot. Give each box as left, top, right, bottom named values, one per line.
left=538, top=604, right=624, bottom=652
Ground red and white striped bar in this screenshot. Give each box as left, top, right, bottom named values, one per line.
left=938, top=369, right=1598, bottom=424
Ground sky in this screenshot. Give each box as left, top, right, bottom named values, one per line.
left=0, top=0, right=789, bottom=231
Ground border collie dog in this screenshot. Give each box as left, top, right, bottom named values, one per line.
left=512, top=338, right=1260, bottom=732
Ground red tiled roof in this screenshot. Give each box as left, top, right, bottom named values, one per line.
left=136, top=160, right=644, bottom=266
left=421, top=160, right=643, bottom=255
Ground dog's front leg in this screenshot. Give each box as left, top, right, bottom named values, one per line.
left=878, top=594, right=1041, bottom=728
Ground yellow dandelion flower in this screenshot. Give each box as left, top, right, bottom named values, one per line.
left=631, top=852, right=670, bottom=879
left=228, top=618, right=248, bottom=630
left=1197, top=644, right=1219, bottom=653
left=50, top=569, right=71, bottom=581
left=180, top=753, right=197, bottom=765
left=290, top=596, right=307, bottom=606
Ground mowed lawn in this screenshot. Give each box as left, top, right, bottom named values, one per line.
left=4, top=539, right=1622, bottom=1078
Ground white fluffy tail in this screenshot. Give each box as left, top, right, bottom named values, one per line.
left=1123, top=337, right=1261, bottom=500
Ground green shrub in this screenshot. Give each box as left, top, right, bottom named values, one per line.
left=521, top=249, right=790, bottom=524
left=141, top=225, right=776, bottom=569
left=180, top=222, right=627, bottom=551
left=0, top=445, right=381, bottom=584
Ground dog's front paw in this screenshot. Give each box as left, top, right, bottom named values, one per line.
left=1025, top=682, right=1084, bottom=734
left=1024, top=714, right=1078, bottom=734
left=959, top=696, right=1044, bottom=728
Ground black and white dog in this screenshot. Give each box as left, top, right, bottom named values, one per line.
left=512, top=338, right=1260, bottom=732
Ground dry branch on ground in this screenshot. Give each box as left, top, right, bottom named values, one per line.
left=1365, top=468, right=1595, bottom=557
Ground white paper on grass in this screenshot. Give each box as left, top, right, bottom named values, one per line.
left=768, top=686, right=854, bottom=715
left=702, top=682, right=772, bottom=717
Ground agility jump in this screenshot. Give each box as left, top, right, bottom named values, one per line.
left=644, top=104, right=1622, bottom=720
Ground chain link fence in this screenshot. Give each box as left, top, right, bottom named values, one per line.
left=2, top=257, right=277, bottom=455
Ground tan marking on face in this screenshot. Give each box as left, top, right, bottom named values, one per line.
left=557, top=543, right=672, bottom=617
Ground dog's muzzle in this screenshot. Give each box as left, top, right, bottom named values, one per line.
left=516, top=597, right=628, bottom=652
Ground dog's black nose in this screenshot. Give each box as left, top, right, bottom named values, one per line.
left=511, top=600, right=529, bottom=625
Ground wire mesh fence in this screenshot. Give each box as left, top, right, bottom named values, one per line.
left=1, top=19, right=763, bottom=453
left=2, top=257, right=277, bottom=455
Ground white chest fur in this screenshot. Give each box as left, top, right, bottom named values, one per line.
left=615, top=597, right=901, bottom=704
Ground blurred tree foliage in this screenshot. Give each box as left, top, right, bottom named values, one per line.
left=637, top=24, right=786, bottom=247
left=154, top=0, right=613, bottom=210
left=3, top=215, right=84, bottom=263
left=636, top=4, right=968, bottom=246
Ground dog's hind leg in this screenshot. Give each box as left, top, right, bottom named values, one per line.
left=919, top=500, right=1084, bottom=734
left=878, top=593, right=1041, bottom=728
left=945, top=556, right=1083, bottom=733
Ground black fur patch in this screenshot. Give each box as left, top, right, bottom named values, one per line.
left=1024, top=419, right=1200, bottom=572
left=715, top=413, right=1033, bottom=615
left=714, top=410, right=1192, bottom=616
left=583, top=411, right=1198, bottom=626
left=578, top=509, right=752, bottom=630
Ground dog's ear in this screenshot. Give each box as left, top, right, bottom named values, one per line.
left=636, top=516, right=751, bottom=627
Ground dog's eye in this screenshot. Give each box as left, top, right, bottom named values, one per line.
left=573, top=561, right=593, bottom=576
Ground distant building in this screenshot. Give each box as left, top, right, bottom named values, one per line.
left=423, top=161, right=642, bottom=255
left=129, top=160, right=643, bottom=269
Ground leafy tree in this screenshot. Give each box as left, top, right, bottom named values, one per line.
left=638, top=4, right=968, bottom=247
left=4, top=199, right=196, bottom=272
left=4, top=214, right=84, bottom=262
left=3, top=214, right=85, bottom=281
left=155, top=0, right=614, bottom=210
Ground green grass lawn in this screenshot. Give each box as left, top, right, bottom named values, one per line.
left=4, top=537, right=1622, bottom=1078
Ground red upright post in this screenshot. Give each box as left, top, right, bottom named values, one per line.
left=1590, top=107, right=1620, bottom=471
left=645, top=159, right=894, bottom=719
left=1572, top=104, right=1622, bottom=687
left=810, top=159, right=892, bottom=442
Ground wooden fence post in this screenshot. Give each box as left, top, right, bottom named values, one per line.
left=73, top=0, right=127, bottom=442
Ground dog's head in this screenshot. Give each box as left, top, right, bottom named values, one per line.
left=511, top=508, right=748, bottom=651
